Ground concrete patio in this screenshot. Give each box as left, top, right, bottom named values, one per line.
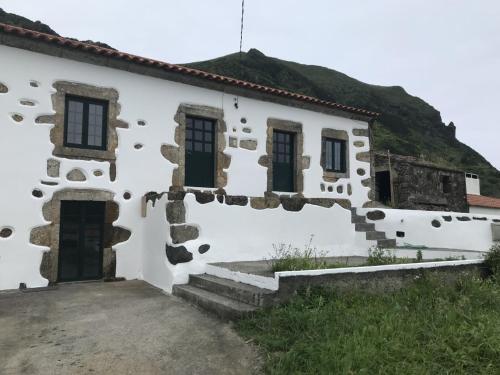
left=0, top=280, right=261, bottom=375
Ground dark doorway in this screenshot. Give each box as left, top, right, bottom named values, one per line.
left=58, top=201, right=105, bottom=282
left=273, top=130, right=295, bottom=192
left=185, top=116, right=215, bottom=188
left=375, top=171, right=392, bottom=205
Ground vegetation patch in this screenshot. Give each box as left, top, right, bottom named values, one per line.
left=237, top=273, right=500, bottom=374
left=270, top=242, right=465, bottom=272
left=269, top=237, right=341, bottom=272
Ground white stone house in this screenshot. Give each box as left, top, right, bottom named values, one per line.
left=0, top=24, right=497, bottom=292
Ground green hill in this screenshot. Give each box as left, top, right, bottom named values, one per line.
left=185, top=49, right=500, bottom=197
left=1, top=8, right=498, bottom=197
left=0, top=7, right=114, bottom=49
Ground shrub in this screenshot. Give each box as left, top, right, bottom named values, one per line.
left=485, top=243, right=500, bottom=275
left=416, top=249, right=423, bottom=262
left=270, top=235, right=331, bottom=272
left=366, top=246, right=398, bottom=265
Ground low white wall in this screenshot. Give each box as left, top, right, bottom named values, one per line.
left=470, top=206, right=500, bottom=216
left=142, top=194, right=373, bottom=291
left=357, top=208, right=498, bottom=254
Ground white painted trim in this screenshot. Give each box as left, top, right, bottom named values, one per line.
left=205, top=264, right=278, bottom=291
left=276, top=259, right=484, bottom=278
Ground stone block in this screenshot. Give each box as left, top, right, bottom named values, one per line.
left=47, top=159, right=60, bottom=177
left=194, top=191, right=215, bottom=204
left=198, top=244, right=210, bottom=254
left=170, top=224, right=199, bottom=244
left=239, top=139, right=257, bottom=150
left=166, top=244, right=193, bottom=265
left=367, top=210, right=385, bottom=221
left=67, top=168, right=86, bottom=181
left=250, top=197, right=280, bottom=210
left=229, top=136, right=238, bottom=148
left=225, top=195, right=248, bottom=206
left=353, top=128, right=369, bottom=137
left=281, top=197, right=307, bottom=212
left=166, top=200, right=186, bottom=224
left=161, top=144, right=179, bottom=164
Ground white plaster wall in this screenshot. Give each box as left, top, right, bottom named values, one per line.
left=356, top=208, right=498, bottom=254
left=469, top=206, right=500, bottom=216
left=143, top=194, right=373, bottom=291
left=0, top=45, right=370, bottom=290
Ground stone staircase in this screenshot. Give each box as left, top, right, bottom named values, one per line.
left=174, top=208, right=396, bottom=320
left=351, top=208, right=396, bottom=248
left=173, top=274, right=276, bottom=321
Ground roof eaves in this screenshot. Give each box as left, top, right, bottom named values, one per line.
left=0, top=23, right=380, bottom=119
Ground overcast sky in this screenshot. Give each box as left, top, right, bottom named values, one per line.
left=2, top=0, right=499, bottom=170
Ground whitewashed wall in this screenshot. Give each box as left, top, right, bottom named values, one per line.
left=356, top=207, right=499, bottom=256
left=143, top=194, right=373, bottom=292
left=0, top=45, right=371, bottom=290
left=469, top=206, right=500, bottom=216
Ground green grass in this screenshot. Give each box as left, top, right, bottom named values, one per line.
left=237, top=274, right=500, bottom=374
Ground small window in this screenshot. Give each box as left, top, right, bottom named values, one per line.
left=322, top=138, right=346, bottom=173
left=441, top=175, right=451, bottom=194
left=64, top=95, right=108, bottom=150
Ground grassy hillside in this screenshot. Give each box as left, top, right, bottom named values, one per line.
left=185, top=49, right=500, bottom=197
left=0, top=7, right=114, bottom=49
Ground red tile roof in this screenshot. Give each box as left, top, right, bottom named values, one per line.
left=467, top=194, right=500, bottom=209
left=0, top=22, right=379, bottom=118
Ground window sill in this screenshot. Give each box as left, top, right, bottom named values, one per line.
left=53, top=146, right=116, bottom=161
left=323, top=171, right=349, bottom=182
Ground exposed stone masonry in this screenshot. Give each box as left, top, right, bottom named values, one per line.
left=30, top=189, right=131, bottom=283
left=259, top=118, right=310, bottom=195
left=372, top=152, right=468, bottom=212
left=162, top=104, right=231, bottom=190
left=66, top=168, right=86, bottom=182
left=0, top=82, right=8, bottom=93
left=43, top=81, right=129, bottom=162
left=47, top=159, right=60, bottom=178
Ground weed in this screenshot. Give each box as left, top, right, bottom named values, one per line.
left=485, top=243, right=500, bottom=275
left=366, top=246, right=398, bottom=265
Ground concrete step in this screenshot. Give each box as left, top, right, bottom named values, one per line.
left=355, top=223, right=375, bottom=232
left=189, top=274, right=276, bottom=307
left=366, top=231, right=386, bottom=240
left=173, top=284, right=257, bottom=321
left=377, top=239, right=397, bottom=248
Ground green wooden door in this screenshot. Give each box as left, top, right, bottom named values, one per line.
left=272, top=130, right=295, bottom=192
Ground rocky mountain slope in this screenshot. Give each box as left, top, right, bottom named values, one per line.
left=1, top=8, right=498, bottom=197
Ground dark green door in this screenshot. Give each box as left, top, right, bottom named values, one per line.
left=58, top=201, right=105, bottom=282
left=185, top=116, right=215, bottom=188
left=273, top=130, right=295, bottom=192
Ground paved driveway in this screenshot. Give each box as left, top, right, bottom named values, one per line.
left=0, top=280, right=261, bottom=375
